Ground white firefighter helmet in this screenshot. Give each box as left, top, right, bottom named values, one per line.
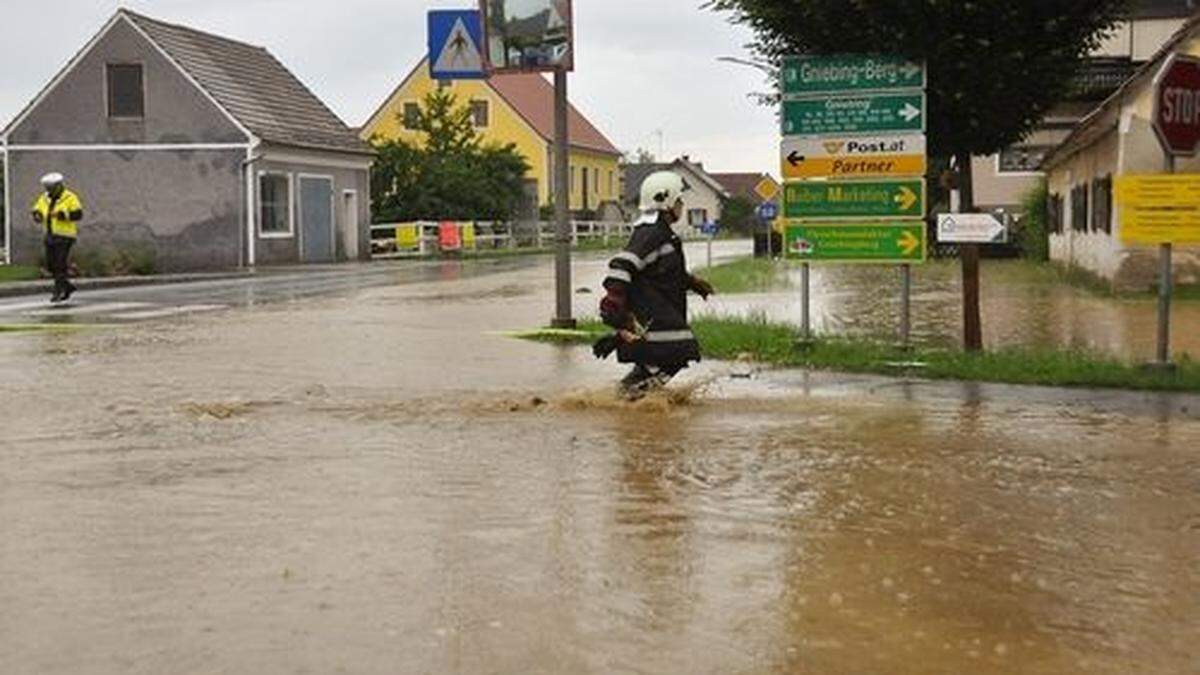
left=40, top=172, right=65, bottom=188
left=638, top=170, right=690, bottom=212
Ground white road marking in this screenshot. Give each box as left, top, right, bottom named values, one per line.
left=24, top=302, right=154, bottom=317
left=109, top=305, right=227, bottom=321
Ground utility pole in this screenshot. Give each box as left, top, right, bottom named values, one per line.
left=551, top=67, right=575, bottom=329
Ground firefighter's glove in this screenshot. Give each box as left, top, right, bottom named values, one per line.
left=592, top=334, right=620, bottom=360
left=690, top=276, right=715, bottom=300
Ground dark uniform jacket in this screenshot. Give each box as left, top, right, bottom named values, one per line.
left=601, top=213, right=702, bottom=367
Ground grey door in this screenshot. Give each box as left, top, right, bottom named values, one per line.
left=300, top=176, right=334, bottom=263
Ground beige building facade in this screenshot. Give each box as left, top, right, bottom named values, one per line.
left=1041, top=16, right=1200, bottom=291
left=971, top=3, right=1194, bottom=214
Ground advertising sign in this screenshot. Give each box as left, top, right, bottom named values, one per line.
left=785, top=222, right=926, bottom=263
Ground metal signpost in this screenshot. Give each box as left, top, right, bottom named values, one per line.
left=1140, top=52, right=1200, bottom=367
left=480, top=0, right=576, bottom=328
left=700, top=222, right=720, bottom=269
left=781, top=55, right=928, bottom=346
left=757, top=200, right=779, bottom=259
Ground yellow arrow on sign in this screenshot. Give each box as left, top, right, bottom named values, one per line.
left=894, top=186, right=919, bottom=211
left=898, top=230, right=921, bottom=256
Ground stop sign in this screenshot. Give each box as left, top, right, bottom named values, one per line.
left=1154, top=54, right=1200, bottom=156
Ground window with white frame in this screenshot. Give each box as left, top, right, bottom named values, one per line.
left=688, top=209, right=708, bottom=226
left=259, top=173, right=292, bottom=236
left=403, top=102, right=421, bottom=130
left=470, top=100, right=489, bottom=128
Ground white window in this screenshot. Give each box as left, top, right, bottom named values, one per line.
left=688, top=209, right=708, bottom=226
left=470, top=100, right=490, bottom=128
left=259, top=172, right=294, bottom=237
left=403, top=102, right=421, bottom=130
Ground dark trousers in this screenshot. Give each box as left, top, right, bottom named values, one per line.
left=45, top=236, right=75, bottom=295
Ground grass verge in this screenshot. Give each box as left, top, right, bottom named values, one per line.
left=696, top=257, right=791, bottom=294
left=514, top=316, right=1200, bottom=393
left=0, top=265, right=41, bottom=283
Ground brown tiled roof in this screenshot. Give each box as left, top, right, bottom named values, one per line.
left=487, top=72, right=621, bottom=156
left=124, top=10, right=372, bottom=155
left=711, top=172, right=775, bottom=204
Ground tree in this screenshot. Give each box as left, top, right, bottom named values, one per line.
left=370, top=90, right=531, bottom=222
left=719, top=196, right=758, bottom=234
left=706, top=0, right=1126, bottom=350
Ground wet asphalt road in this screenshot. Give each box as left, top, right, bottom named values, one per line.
left=1, top=242, right=1197, bottom=674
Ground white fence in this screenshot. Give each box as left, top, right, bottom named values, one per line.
left=370, top=221, right=635, bottom=259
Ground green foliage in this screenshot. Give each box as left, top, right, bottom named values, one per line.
left=719, top=196, right=758, bottom=234
left=1018, top=180, right=1050, bottom=261
left=705, top=0, right=1127, bottom=159
left=371, top=90, right=531, bottom=222
left=0, top=265, right=39, bottom=282
left=696, top=257, right=791, bottom=293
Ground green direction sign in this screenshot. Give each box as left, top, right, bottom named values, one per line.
left=783, top=93, right=925, bottom=136
left=784, top=179, right=925, bottom=219
left=783, top=55, right=925, bottom=96
left=785, top=222, right=926, bottom=263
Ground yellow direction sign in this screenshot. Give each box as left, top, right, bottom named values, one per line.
left=783, top=155, right=927, bottom=180
left=1115, top=175, right=1200, bottom=245
left=781, top=135, right=927, bottom=180
left=755, top=177, right=780, bottom=202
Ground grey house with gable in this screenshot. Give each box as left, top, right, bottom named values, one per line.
left=1, top=9, right=374, bottom=271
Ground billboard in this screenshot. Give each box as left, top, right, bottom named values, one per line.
left=480, top=0, right=574, bottom=72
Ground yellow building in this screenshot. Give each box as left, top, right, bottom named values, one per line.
left=361, top=58, right=623, bottom=214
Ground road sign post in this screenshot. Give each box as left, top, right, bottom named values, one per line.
left=551, top=68, right=574, bottom=329
left=781, top=54, right=928, bottom=346
left=480, top=0, right=577, bottom=328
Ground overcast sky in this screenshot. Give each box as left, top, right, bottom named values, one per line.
left=0, top=0, right=779, bottom=175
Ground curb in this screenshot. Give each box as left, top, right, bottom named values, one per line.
left=0, top=271, right=255, bottom=300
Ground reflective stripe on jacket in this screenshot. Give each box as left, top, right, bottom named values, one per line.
left=31, top=189, right=84, bottom=239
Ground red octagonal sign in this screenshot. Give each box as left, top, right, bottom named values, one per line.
left=1154, top=54, right=1200, bottom=156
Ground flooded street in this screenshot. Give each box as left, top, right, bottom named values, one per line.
left=2, top=247, right=1198, bottom=674
left=705, top=261, right=1200, bottom=360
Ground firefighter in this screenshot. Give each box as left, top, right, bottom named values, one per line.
left=594, top=170, right=714, bottom=399
left=30, top=173, right=84, bottom=303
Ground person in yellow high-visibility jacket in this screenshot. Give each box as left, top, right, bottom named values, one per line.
left=30, top=173, right=84, bottom=303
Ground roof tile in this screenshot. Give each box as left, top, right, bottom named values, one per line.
left=124, top=10, right=372, bottom=155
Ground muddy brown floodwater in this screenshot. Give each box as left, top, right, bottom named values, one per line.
left=705, top=261, right=1200, bottom=360
left=1, top=251, right=1198, bottom=674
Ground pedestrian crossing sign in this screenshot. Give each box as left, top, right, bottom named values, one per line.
left=428, top=10, right=487, bottom=80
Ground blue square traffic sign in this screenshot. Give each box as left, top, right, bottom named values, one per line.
left=428, top=10, right=486, bottom=80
